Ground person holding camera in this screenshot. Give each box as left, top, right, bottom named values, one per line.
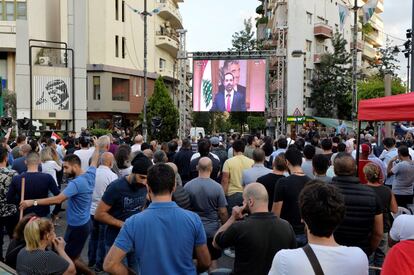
left=16, top=216, right=75, bottom=275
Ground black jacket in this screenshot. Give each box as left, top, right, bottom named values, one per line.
left=332, top=176, right=381, bottom=256
left=173, top=148, right=194, bottom=184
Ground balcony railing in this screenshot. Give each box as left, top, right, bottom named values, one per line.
left=314, top=23, right=333, bottom=39
left=158, top=0, right=183, bottom=28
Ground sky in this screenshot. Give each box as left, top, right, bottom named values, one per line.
left=180, top=0, right=412, bottom=79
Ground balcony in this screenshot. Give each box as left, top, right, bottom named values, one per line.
left=370, top=13, right=384, bottom=31
left=362, top=43, right=377, bottom=60
left=156, top=31, right=179, bottom=57
left=158, top=0, right=183, bottom=28
left=376, top=0, right=384, bottom=13
left=351, top=40, right=364, bottom=52
left=314, top=23, right=333, bottom=39
left=0, top=21, right=16, bottom=50
left=364, top=31, right=383, bottom=48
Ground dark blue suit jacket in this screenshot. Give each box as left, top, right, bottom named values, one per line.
left=210, top=88, right=246, bottom=112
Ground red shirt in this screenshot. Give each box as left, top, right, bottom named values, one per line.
left=381, top=240, right=414, bottom=275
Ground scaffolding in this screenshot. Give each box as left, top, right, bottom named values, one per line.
left=177, top=29, right=188, bottom=139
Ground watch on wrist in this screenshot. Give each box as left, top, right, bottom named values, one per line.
left=33, top=200, right=38, bottom=206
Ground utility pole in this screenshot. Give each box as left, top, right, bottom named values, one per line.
left=351, top=0, right=358, bottom=125
left=142, top=0, right=149, bottom=141
left=411, top=0, right=414, bottom=92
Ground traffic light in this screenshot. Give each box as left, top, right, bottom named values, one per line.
left=151, top=117, right=163, bottom=136
left=112, top=115, right=123, bottom=129
left=17, top=117, right=33, bottom=130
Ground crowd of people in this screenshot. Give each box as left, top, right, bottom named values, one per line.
left=0, top=124, right=412, bottom=275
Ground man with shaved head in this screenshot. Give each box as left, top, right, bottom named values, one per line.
left=131, top=135, right=144, bottom=153
left=11, top=144, right=38, bottom=174
left=88, top=152, right=118, bottom=272
left=213, top=183, right=296, bottom=274
left=331, top=152, right=383, bottom=257
left=185, top=157, right=228, bottom=270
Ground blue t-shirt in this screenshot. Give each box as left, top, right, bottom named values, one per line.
left=7, top=172, right=60, bottom=217
left=114, top=201, right=207, bottom=275
left=101, top=177, right=147, bottom=245
left=63, top=167, right=96, bottom=226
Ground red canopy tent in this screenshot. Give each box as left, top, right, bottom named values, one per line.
left=358, top=92, right=414, bottom=121
left=356, top=92, right=414, bottom=173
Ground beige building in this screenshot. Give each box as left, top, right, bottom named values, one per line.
left=6, top=0, right=189, bottom=132
left=86, top=0, right=190, bottom=129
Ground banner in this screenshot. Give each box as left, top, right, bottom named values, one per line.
left=338, top=4, right=349, bottom=31
left=362, top=0, right=378, bottom=24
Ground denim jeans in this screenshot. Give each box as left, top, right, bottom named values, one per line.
left=226, top=193, right=243, bottom=215
left=87, top=215, right=106, bottom=270
left=369, top=233, right=388, bottom=275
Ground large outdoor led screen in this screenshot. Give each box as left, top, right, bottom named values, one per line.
left=193, top=59, right=267, bottom=112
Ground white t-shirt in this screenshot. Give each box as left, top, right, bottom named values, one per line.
left=90, top=166, right=118, bottom=215
left=268, top=244, right=368, bottom=275
left=190, top=152, right=220, bottom=162
left=131, top=144, right=142, bottom=153
left=390, top=214, right=414, bottom=241
left=41, top=160, right=62, bottom=185
left=74, top=148, right=95, bottom=171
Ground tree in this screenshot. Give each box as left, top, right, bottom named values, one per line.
left=146, top=77, right=179, bottom=141
left=369, top=38, right=400, bottom=78
left=357, top=76, right=406, bottom=100
left=2, top=90, right=16, bottom=119
left=229, top=18, right=258, bottom=51
left=191, top=112, right=212, bottom=133
left=247, top=115, right=266, bottom=133
left=311, top=32, right=352, bottom=120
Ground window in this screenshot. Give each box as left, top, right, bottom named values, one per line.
left=6, top=2, right=14, bottom=21
left=121, top=0, right=125, bottom=22
left=306, top=69, right=313, bottom=80
left=115, top=35, right=119, bottom=57
left=0, top=3, right=3, bottom=20
left=115, top=0, right=119, bottom=20
left=93, top=76, right=101, bottom=100
left=306, top=40, right=312, bottom=52
left=16, top=2, right=27, bottom=20
left=112, top=78, right=130, bottom=101
left=122, top=37, right=126, bottom=59
left=159, top=58, right=166, bottom=70
left=306, top=12, right=312, bottom=25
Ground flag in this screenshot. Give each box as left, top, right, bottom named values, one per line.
left=362, top=0, right=378, bottom=24
left=338, top=4, right=349, bottom=31
left=51, top=132, right=61, bottom=141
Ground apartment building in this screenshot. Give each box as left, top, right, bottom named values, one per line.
left=258, top=0, right=384, bottom=133
left=9, top=0, right=189, bottom=132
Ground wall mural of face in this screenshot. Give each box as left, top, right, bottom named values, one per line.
left=36, top=79, right=69, bottom=110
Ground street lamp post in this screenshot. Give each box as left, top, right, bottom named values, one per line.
left=351, top=0, right=358, bottom=126
left=142, top=0, right=149, bottom=142
left=411, top=0, right=414, bottom=92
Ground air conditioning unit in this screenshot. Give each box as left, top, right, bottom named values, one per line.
left=39, top=56, right=50, bottom=66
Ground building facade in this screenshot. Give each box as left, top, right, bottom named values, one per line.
left=258, top=0, right=384, bottom=134
left=9, top=0, right=190, bottom=133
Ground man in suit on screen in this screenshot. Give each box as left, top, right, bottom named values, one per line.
left=210, top=73, right=246, bottom=112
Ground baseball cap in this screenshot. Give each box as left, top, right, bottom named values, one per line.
left=210, top=137, right=219, bottom=146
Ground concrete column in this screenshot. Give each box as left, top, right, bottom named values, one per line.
left=6, top=53, right=15, bottom=91
left=384, top=74, right=392, bottom=138
left=15, top=20, right=31, bottom=119
left=67, top=0, right=87, bottom=132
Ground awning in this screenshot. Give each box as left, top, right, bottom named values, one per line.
left=358, top=92, right=414, bottom=121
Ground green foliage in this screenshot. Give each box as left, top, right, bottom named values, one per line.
left=2, top=90, right=16, bottom=119
left=256, top=4, right=264, bottom=15
left=311, top=32, right=352, bottom=120
left=89, top=128, right=111, bottom=137
left=361, top=23, right=373, bottom=35
left=247, top=115, right=266, bottom=133
left=146, top=77, right=179, bottom=141
left=357, top=76, right=406, bottom=101
left=229, top=18, right=258, bottom=51
left=192, top=112, right=213, bottom=134
left=369, top=39, right=400, bottom=78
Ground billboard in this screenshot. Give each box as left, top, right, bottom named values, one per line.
left=193, top=59, right=266, bottom=112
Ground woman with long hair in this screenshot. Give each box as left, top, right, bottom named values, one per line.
left=16, top=217, right=75, bottom=274
left=40, top=146, right=62, bottom=186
